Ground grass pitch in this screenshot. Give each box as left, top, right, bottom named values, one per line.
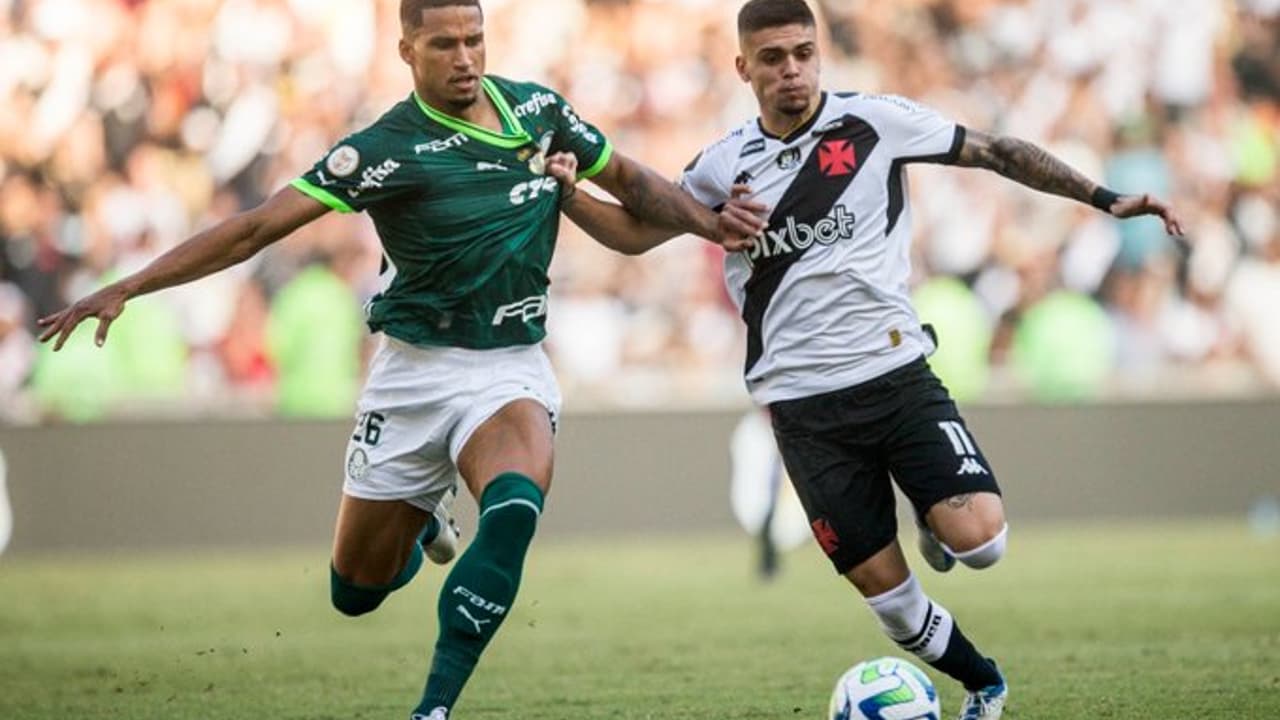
left=2, top=521, right=1278, bottom=719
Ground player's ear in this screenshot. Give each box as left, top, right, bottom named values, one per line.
left=398, top=36, right=414, bottom=65
left=735, top=55, right=749, bottom=82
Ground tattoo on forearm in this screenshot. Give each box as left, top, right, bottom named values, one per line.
left=945, top=493, right=974, bottom=510
left=962, top=132, right=1095, bottom=204
left=619, top=162, right=711, bottom=235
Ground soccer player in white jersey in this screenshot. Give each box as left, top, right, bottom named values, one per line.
left=548, top=1, right=1183, bottom=718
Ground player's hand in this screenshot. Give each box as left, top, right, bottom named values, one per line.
left=717, top=184, right=767, bottom=252
left=545, top=152, right=579, bottom=201
left=1109, top=193, right=1185, bottom=237
left=36, top=283, right=130, bottom=351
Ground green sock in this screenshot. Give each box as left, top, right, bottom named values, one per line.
left=330, top=540, right=424, bottom=617
left=415, top=473, right=543, bottom=715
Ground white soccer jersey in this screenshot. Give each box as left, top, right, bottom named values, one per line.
left=679, top=92, right=966, bottom=404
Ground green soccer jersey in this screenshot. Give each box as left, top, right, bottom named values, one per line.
left=291, top=75, right=612, bottom=349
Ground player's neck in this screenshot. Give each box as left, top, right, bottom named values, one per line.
left=760, top=91, right=823, bottom=139
left=417, top=83, right=505, bottom=134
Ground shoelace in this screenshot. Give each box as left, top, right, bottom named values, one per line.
left=959, top=691, right=990, bottom=720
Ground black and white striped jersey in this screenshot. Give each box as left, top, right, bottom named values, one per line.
left=679, top=91, right=966, bottom=404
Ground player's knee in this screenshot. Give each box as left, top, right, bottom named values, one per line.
left=330, top=566, right=390, bottom=617
left=952, top=523, right=1008, bottom=569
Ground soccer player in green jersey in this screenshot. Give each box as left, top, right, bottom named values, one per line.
left=38, top=2, right=755, bottom=718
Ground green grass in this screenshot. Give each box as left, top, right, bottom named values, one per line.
left=2, top=521, right=1278, bottom=719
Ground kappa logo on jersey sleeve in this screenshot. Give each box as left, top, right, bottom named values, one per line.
left=746, top=205, right=856, bottom=263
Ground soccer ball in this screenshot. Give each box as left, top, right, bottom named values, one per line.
left=828, top=656, right=941, bottom=720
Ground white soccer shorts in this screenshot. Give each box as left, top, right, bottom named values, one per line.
left=341, top=335, right=561, bottom=513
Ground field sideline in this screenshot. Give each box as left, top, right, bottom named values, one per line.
left=2, top=520, right=1278, bottom=719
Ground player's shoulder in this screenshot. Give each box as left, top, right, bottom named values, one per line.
left=485, top=75, right=564, bottom=114
left=342, top=96, right=421, bottom=146
left=837, top=91, right=942, bottom=118
left=693, top=118, right=763, bottom=169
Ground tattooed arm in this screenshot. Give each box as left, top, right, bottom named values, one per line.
left=955, top=129, right=1184, bottom=235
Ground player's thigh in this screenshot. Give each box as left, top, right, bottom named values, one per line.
left=769, top=396, right=898, bottom=577
left=455, top=398, right=555, bottom=499
left=884, top=362, right=1004, bottom=551
left=452, top=344, right=561, bottom=499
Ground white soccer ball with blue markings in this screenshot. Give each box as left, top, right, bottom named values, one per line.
left=829, top=656, right=941, bottom=720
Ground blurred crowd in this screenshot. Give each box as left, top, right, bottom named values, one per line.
left=1, top=0, right=1278, bottom=422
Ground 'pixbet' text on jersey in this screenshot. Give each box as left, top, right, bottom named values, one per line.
left=745, top=205, right=856, bottom=265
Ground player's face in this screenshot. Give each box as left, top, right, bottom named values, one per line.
left=399, top=6, right=486, bottom=112
left=736, top=24, right=821, bottom=119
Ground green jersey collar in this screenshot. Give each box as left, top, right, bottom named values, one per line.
left=413, top=77, right=531, bottom=149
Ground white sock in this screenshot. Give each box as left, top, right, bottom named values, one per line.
left=865, top=573, right=954, bottom=662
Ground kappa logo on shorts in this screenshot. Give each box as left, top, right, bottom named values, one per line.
left=811, top=517, right=840, bottom=555
left=346, top=448, right=370, bottom=481
left=957, top=457, right=988, bottom=475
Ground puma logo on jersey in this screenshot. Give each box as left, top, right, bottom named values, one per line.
left=746, top=205, right=856, bottom=263
left=476, top=161, right=509, bottom=172
left=957, top=458, right=988, bottom=475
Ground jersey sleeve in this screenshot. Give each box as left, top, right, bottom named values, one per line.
left=545, top=92, right=613, bottom=181
left=677, top=144, right=734, bottom=210
left=866, top=94, right=966, bottom=164
left=290, top=132, right=411, bottom=214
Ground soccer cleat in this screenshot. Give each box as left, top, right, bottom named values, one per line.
left=915, top=521, right=956, bottom=573
left=424, top=486, right=461, bottom=565
left=956, top=666, right=1007, bottom=720
left=410, top=708, right=448, bottom=720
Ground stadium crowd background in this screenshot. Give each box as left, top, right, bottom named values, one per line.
left=0, top=0, right=1277, bottom=422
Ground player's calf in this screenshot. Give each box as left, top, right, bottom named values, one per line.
left=415, top=472, right=544, bottom=717
left=330, top=543, right=424, bottom=617
left=865, top=573, right=1003, bottom=694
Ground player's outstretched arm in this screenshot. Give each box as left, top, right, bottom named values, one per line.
left=37, top=187, right=329, bottom=351
left=954, top=129, right=1184, bottom=236
left=549, top=151, right=760, bottom=255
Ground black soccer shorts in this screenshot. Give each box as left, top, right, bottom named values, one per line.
left=768, top=357, right=1001, bottom=574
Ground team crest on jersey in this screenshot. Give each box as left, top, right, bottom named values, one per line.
left=346, top=448, right=369, bottom=481
left=326, top=145, right=360, bottom=177
left=525, top=131, right=555, bottom=175
left=818, top=139, right=857, bottom=177
left=776, top=147, right=802, bottom=170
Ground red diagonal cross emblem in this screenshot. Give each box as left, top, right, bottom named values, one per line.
left=818, top=139, right=856, bottom=176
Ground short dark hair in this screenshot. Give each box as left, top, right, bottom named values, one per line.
left=737, top=0, right=816, bottom=37
left=400, top=0, right=483, bottom=32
